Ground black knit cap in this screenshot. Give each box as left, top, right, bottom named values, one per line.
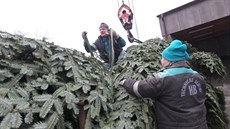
left=99, top=22, right=109, bottom=29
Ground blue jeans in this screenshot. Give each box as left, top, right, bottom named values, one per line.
left=104, top=50, right=126, bottom=68
left=116, top=50, right=126, bottom=64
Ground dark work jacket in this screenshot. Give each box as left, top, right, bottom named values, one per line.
left=123, top=61, right=208, bottom=129
left=84, top=35, right=126, bottom=63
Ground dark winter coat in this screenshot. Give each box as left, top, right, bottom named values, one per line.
left=84, top=35, right=126, bottom=63
left=123, top=61, right=208, bottom=129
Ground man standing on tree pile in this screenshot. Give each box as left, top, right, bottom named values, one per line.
left=84, top=22, right=126, bottom=67
left=119, top=40, right=208, bottom=129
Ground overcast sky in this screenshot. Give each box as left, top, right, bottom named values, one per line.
left=0, top=0, right=193, bottom=53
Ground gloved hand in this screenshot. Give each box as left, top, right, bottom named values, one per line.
left=119, top=79, right=126, bottom=86
left=112, top=30, right=120, bottom=40
left=82, top=31, right=87, bottom=38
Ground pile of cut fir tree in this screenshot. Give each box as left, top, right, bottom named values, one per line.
left=0, top=31, right=228, bottom=129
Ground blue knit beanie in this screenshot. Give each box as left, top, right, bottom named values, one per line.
left=99, top=22, right=109, bottom=30
left=161, top=40, right=189, bottom=62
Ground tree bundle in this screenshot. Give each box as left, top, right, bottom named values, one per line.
left=0, top=32, right=228, bottom=129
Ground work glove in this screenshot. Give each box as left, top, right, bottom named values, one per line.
left=82, top=31, right=87, bottom=39
left=108, top=29, right=120, bottom=40
left=112, top=30, right=120, bottom=40
left=119, top=79, right=126, bottom=86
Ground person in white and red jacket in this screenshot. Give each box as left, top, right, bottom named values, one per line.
left=119, top=40, right=208, bottom=129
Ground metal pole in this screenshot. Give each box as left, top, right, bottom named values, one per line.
left=77, top=100, right=89, bottom=129
left=117, top=0, right=120, bottom=9
left=109, top=28, right=115, bottom=68
left=130, top=0, right=140, bottom=39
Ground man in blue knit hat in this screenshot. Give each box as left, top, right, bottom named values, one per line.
left=119, top=40, right=208, bottom=129
left=84, top=22, right=126, bottom=67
